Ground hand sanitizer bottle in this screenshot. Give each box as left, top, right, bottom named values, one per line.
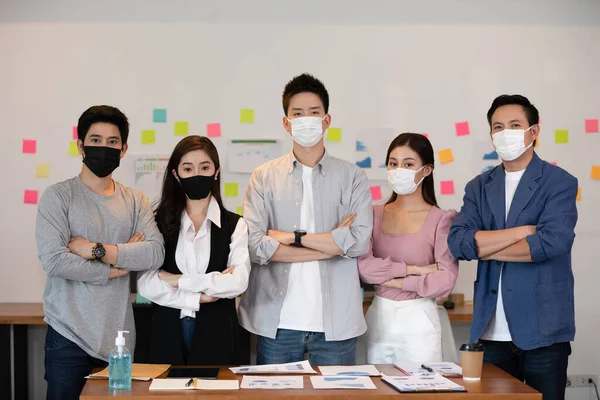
left=108, top=330, right=132, bottom=389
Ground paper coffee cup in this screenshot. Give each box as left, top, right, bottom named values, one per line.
left=460, top=342, right=484, bottom=380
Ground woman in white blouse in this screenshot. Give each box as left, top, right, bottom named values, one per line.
left=137, top=135, right=250, bottom=365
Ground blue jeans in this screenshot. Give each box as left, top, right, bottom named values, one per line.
left=181, top=316, right=196, bottom=360
left=45, top=325, right=108, bottom=400
left=480, top=340, right=570, bottom=400
left=257, top=329, right=357, bottom=365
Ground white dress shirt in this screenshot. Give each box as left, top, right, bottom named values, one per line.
left=137, top=196, right=250, bottom=319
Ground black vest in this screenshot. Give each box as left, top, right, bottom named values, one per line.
left=148, top=210, right=249, bottom=365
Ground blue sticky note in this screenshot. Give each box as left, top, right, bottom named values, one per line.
left=356, top=157, right=372, bottom=168
left=153, top=109, right=167, bottom=123
left=483, top=150, right=499, bottom=160
left=356, top=140, right=367, bottom=151
left=482, top=165, right=495, bottom=173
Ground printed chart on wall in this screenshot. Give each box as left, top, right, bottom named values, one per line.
left=227, top=139, right=282, bottom=174
left=121, top=154, right=170, bottom=204
left=356, top=128, right=395, bottom=180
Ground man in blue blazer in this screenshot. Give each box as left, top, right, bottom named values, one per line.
left=448, top=95, right=577, bottom=400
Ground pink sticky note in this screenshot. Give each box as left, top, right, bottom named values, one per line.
left=206, top=123, right=221, bottom=137
left=440, top=180, right=455, bottom=195
left=455, top=122, right=470, bottom=136
left=421, top=133, right=429, bottom=138
left=370, top=186, right=382, bottom=201
left=24, top=190, right=38, bottom=204
left=22, top=139, right=36, bottom=154
left=585, top=119, right=599, bottom=133
left=551, top=161, right=558, bottom=166
left=72, top=126, right=78, bottom=140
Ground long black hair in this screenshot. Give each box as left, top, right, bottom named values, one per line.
left=155, top=135, right=225, bottom=237
left=385, top=133, right=438, bottom=207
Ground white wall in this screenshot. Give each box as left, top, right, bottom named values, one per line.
left=1, top=1, right=599, bottom=399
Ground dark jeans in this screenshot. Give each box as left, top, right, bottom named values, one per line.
left=257, top=329, right=357, bottom=365
left=180, top=316, right=196, bottom=361
left=480, top=340, right=571, bottom=400
left=45, top=325, right=108, bottom=400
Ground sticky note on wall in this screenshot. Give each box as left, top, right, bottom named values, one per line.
left=327, top=127, right=342, bottom=142
left=236, top=206, right=243, bottom=216
left=72, top=126, right=78, bottom=140
left=591, top=166, right=600, bottom=180
left=207, top=123, right=221, bottom=137
left=240, top=109, right=255, bottom=124
left=141, top=130, right=156, bottom=144
left=438, top=149, right=454, bottom=164
left=153, top=109, right=167, bottom=123
left=455, top=122, right=470, bottom=136
left=576, top=188, right=581, bottom=201
left=174, top=122, right=189, bottom=136
left=224, top=183, right=239, bottom=197
left=23, top=139, right=36, bottom=154
left=69, top=141, right=79, bottom=156
left=585, top=119, right=599, bottom=133
left=440, top=180, right=455, bottom=195
left=555, top=130, right=569, bottom=144
left=36, top=164, right=50, bottom=178
left=370, top=186, right=382, bottom=201
left=24, top=190, right=38, bottom=204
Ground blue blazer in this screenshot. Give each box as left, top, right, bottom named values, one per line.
left=448, top=153, right=577, bottom=350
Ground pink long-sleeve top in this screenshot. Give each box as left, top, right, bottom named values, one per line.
left=358, top=204, right=459, bottom=301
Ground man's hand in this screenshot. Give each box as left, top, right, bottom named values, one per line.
left=338, top=213, right=356, bottom=229
left=200, top=293, right=219, bottom=304
left=158, top=270, right=182, bottom=288
left=128, top=232, right=146, bottom=243
left=381, top=278, right=404, bottom=289
left=68, top=237, right=95, bottom=259
left=267, top=230, right=295, bottom=245
left=407, top=263, right=438, bottom=276
left=109, top=267, right=129, bottom=279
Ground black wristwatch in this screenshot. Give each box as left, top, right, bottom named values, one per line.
left=92, top=243, right=106, bottom=260
left=293, top=230, right=307, bottom=247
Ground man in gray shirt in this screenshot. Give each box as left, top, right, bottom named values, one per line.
left=239, top=74, right=373, bottom=365
left=36, top=106, right=165, bottom=400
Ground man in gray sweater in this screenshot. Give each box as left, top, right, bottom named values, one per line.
left=35, top=105, right=165, bottom=400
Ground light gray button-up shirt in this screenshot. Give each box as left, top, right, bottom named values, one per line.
left=238, top=151, right=373, bottom=340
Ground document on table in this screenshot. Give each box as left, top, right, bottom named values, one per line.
left=149, top=378, right=239, bottom=390
left=394, top=362, right=463, bottom=377
left=310, top=376, right=377, bottom=389
left=382, top=374, right=466, bottom=393
left=87, top=363, right=171, bottom=381
left=241, top=375, right=304, bottom=389
left=318, top=365, right=382, bottom=376
left=230, top=360, right=317, bottom=374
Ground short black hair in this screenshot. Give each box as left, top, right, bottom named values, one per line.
left=77, top=105, right=129, bottom=144
left=487, top=94, right=539, bottom=128
left=282, top=73, right=329, bottom=115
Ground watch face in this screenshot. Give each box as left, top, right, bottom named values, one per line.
left=93, top=244, right=106, bottom=259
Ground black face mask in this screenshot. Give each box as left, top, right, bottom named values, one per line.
left=83, top=146, right=122, bottom=178
left=178, top=174, right=215, bottom=200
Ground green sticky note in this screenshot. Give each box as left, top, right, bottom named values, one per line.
left=224, top=183, right=239, bottom=197
left=555, top=129, right=569, bottom=144
left=68, top=141, right=79, bottom=156
left=174, top=121, right=189, bottom=136
left=135, top=293, right=151, bottom=304
left=327, top=127, right=342, bottom=142
left=236, top=206, right=243, bottom=216
left=153, top=109, right=167, bottom=123
left=141, top=129, right=156, bottom=144
left=240, top=109, right=255, bottom=124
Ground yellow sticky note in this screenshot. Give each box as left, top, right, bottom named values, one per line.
left=534, top=136, right=540, bottom=147
left=240, top=109, right=255, bottom=124
left=236, top=206, right=243, bottom=216
left=141, top=130, right=156, bottom=144
left=69, top=141, right=79, bottom=156
left=555, top=129, right=569, bottom=144
left=576, top=188, right=581, bottom=201
left=174, top=122, right=189, bottom=136
left=327, top=127, right=342, bottom=142
left=438, top=148, right=454, bottom=164
left=591, top=166, right=600, bottom=180
left=36, top=164, right=50, bottom=178
left=224, top=183, right=239, bottom=197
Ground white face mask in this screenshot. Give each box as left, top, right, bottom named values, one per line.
left=287, top=116, right=326, bottom=148
left=492, top=126, right=535, bottom=161
left=387, top=165, right=426, bottom=196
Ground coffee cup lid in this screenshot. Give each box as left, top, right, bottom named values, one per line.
left=460, top=342, right=485, bottom=352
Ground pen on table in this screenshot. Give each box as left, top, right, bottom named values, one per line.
left=421, top=364, right=434, bottom=373
left=185, top=378, right=195, bottom=387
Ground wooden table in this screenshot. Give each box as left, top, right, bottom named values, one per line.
left=80, top=364, right=540, bottom=399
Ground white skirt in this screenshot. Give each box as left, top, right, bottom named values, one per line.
left=365, top=295, right=442, bottom=364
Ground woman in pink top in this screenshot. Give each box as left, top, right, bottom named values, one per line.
left=358, top=133, right=459, bottom=364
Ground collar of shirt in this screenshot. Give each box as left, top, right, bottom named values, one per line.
left=286, top=150, right=330, bottom=177
left=180, top=196, right=222, bottom=242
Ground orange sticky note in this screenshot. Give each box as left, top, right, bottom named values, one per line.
left=455, top=121, right=470, bottom=136
left=24, top=190, right=38, bottom=205
left=576, top=188, right=582, bottom=201
left=370, top=186, right=382, bottom=201
left=591, top=166, right=600, bottom=180
left=207, top=123, right=221, bottom=137
left=438, top=148, right=454, bottom=164
left=36, top=164, right=50, bottom=178
left=23, top=139, right=36, bottom=154
left=440, top=180, right=455, bottom=195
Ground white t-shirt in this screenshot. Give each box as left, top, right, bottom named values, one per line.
left=481, top=169, right=525, bottom=341
left=278, top=166, right=324, bottom=332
